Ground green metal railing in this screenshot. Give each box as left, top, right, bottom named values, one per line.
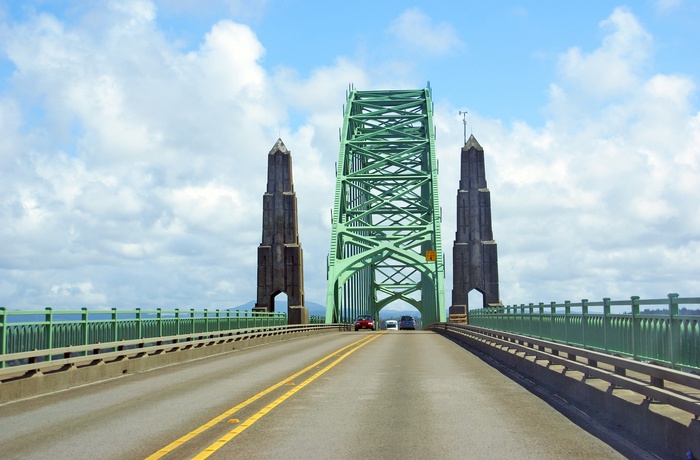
left=309, top=315, right=326, bottom=324
left=469, top=293, right=700, bottom=372
left=0, top=307, right=292, bottom=367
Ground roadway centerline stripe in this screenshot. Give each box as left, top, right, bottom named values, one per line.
left=192, top=331, right=385, bottom=459
left=145, top=333, right=380, bottom=460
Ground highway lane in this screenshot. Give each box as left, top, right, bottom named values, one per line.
left=0, top=330, right=629, bottom=459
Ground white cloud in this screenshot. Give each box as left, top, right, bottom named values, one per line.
left=435, top=8, right=700, bottom=304
left=654, top=0, right=683, bottom=12
left=50, top=281, right=108, bottom=307
left=387, top=8, right=462, bottom=56
left=110, top=0, right=157, bottom=27
left=554, top=7, right=652, bottom=105
left=154, top=0, right=269, bottom=20
left=0, top=2, right=290, bottom=309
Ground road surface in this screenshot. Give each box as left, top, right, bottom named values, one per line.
left=0, top=331, right=629, bottom=459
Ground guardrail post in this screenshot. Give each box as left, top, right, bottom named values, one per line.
left=204, top=309, right=210, bottom=333
left=564, top=301, right=571, bottom=344
left=175, top=308, right=181, bottom=336
left=519, top=304, right=525, bottom=334
left=111, top=307, right=118, bottom=347
left=136, top=308, right=143, bottom=339
left=0, top=307, right=6, bottom=368
left=157, top=308, right=163, bottom=337
left=581, top=299, right=589, bottom=349
left=505, top=305, right=512, bottom=332
left=550, top=301, right=556, bottom=340
left=538, top=302, right=544, bottom=338
left=81, top=306, right=89, bottom=346
left=668, top=293, right=680, bottom=369
left=631, top=296, right=640, bottom=361
left=45, top=307, right=54, bottom=354
left=528, top=303, right=534, bottom=336
left=603, top=298, right=611, bottom=353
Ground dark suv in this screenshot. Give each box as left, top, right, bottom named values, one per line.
left=399, top=315, right=416, bottom=330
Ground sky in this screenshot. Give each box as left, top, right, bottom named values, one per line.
left=0, top=0, right=698, bottom=313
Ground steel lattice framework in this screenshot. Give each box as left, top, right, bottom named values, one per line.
left=325, top=87, right=446, bottom=325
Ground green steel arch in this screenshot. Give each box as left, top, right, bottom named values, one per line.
left=325, top=86, right=446, bottom=325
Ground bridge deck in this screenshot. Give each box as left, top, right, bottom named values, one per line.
left=0, top=332, right=642, bottom=459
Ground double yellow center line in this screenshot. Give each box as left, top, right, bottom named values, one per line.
left=146, top=332, right=384, bottom=459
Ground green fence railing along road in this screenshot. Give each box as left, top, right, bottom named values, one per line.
left=0, top=307, right=310, bottom=368
left=469, top=293, right=700, bottom=372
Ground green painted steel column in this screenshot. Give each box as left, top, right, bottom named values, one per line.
left=81, top=307, right=88, bottom=349
left=564, top=300, right=571, bottom=344
left=581, top=299, right=589, bottom=348
left=550, top=301, right=556, bottom=340
left=157, top=308, right=163, bottom=337
left=0, top=308, right=6, bottom=368
left=519, top=304, right=525, bottom=334
left=111, top=307, right=118, bottom=343
left=136, top=308, right=143, bottom=339
left=45, top=307, right=54, bottom=353
left=80, top=307, right=90, bottom=356
left=631, top=296, right=640, bottom=360
left=668, top=293, right=680, bottom=367
left=603, top=298, right=611, bottom=353
left=537, top=302, right=544, bottom=338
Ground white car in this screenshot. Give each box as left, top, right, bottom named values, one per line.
left=385, top=320, right=398, bottom=330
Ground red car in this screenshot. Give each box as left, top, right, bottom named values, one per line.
left=354, top=315, right=375, bottom=331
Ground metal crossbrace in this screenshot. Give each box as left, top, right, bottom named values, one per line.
left=326, top=87, right=446, bottom=324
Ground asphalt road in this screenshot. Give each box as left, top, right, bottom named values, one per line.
left=0, top=331, right=628, bottom=459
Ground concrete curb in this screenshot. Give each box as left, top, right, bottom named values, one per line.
left=434, top=327, right=700, bottom=459
left=0, top=327, right=338, bottom=405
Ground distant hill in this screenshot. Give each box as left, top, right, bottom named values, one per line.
left=230, top=300, right=325, bottom=317
left=379, top=310, right=421, bottom=320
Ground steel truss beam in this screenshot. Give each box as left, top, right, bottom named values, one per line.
left=326, top=87, right=446, bottom=325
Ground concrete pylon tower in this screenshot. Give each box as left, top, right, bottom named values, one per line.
left=450, top=134, right=500, bottom=321
left=254, top=139, right=308, bottom=324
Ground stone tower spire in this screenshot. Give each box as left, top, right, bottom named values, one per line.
left=254, top=139, right=308, bottom=324
left=450, top=134, right=500, bottom=321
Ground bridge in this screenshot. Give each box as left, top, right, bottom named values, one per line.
left=326, top=86, right=445, bottom=325
left=1, top=87, right=699, bottom=459
left=0, top=327, right=641, bottom=459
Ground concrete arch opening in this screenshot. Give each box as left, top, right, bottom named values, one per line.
left=379, top=302, right=422, bottom=330
left=468, top=289, right=484, bottom=312
left=274, top=292, right=288, bottom=311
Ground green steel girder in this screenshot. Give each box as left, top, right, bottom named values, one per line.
left=326, top=87, right=446, bottom=325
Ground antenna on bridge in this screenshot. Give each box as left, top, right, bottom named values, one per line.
left=459, top=111, right=468, bottom=145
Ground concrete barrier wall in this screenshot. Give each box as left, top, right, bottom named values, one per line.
left=436, top=328, right=700, bottom=459
left=0, top=327, right=338, bottom=405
